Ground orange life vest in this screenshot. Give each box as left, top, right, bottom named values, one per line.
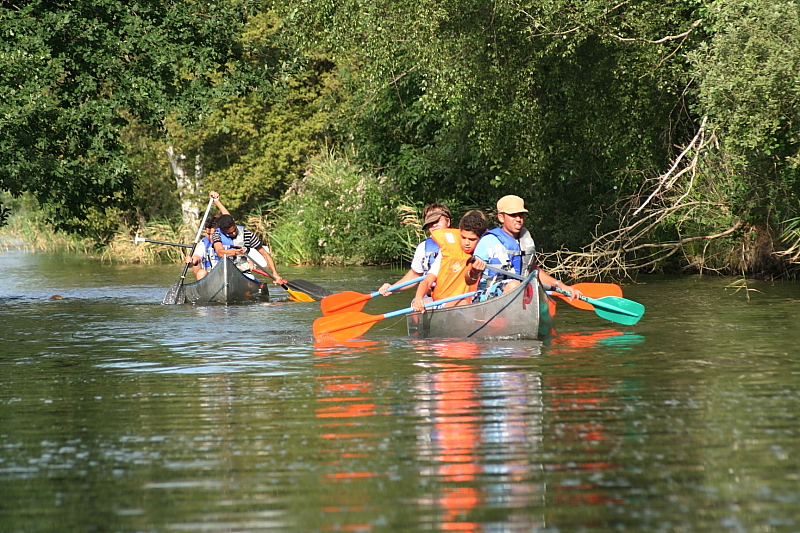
left=430, top=228, right=478, bottom=301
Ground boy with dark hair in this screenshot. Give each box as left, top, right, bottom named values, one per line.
left=213, top=214, right=286, bottom=286
left=185, top=191, right=228, bottom=280
left=411, top=212, right=488, bottom=313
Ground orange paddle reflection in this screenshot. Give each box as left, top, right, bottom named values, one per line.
left=314, top=345, right=381, bottom=531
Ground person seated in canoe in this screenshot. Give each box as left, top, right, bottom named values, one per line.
left=185, top=191, right=228, bottom=281
left=472, top=194, right=583, bottom=300
left=378, top=203, right=452, bottom=297
left=411, top=211, right=488, bottom=313
left=212, top=214, right=287, bottom=286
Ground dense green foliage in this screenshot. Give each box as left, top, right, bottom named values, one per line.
left=266, top=148, right=418, bottom=265
left=3, top=0, right=800, bottom=274
left=0, top=0, right=258, bottom=236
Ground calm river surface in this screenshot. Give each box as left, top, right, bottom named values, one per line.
left=1, top=249, right=799, bottom=533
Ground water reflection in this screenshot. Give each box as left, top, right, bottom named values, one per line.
left=4, top=252, right=800, bottom=532
left=411, top=340, right=547, bottom=531
left=313, top=340, right=383, bottom=530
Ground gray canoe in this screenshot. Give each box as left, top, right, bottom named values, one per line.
left=184, top=258, right=270, bottom=305
left=406, top=271, right=555, bottom=340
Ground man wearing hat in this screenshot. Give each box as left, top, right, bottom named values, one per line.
left=378, top=203, right=452, bottom=296
left=472, top=195, right=583, bottom=299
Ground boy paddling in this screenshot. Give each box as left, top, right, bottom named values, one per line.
left=411, top=212, right=488, bottom=313
left=378, top=203, right=451, bottom=296
left=474, top=195, right=583, bottom=299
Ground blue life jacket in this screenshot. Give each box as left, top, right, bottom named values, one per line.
left=423, top=237, right=440, bottom=273
left=216, top=225, right=250, bottom=271
left=199, top=236, right=220, bottom=270
left=485, top=227, right=524, bottom=274
left=217, top=225, right=246, bottom=250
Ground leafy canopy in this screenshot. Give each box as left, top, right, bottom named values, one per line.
left=0, top=0, right=258, bottom=229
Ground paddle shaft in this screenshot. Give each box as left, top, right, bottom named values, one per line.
left=316, top=291, right=477, bottom=338
left=182, top=198, right=215, bottom=280
left=135, top=235, right=192, bottom=249
left=323, top=275, right=425, bottom=314
left=252, top=267, right=287, bottom=289
left=162, top=197, right=215, bottom=305
left=384, top=290, right=477, bottom=319
left=482, top=264, right=642, bottom=321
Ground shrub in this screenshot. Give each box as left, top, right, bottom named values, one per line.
left=266, top=148, right=420, bottom=265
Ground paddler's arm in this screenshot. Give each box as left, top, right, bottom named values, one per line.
left=535, top=264, right=583, bottom=300
left=464, top=256, right=486, bottom=285
left=379, top=268, right=422, bottom=296
left=213, top=241, right=245, bottom=258
left=255, top=246, right=286, bottom=285
left=209, top=191, right=230, bottom=216
left=411, top=273, right=436, bottom=313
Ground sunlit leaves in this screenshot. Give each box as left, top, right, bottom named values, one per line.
left=0, top=0, right=258, bottom=229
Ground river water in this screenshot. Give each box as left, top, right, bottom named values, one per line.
left=1, top=249, right=799, bottom=532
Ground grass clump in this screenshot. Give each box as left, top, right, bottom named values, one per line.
left=0, top=192, right=93, bottom=253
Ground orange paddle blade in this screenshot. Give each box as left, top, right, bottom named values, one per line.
left=313, top=311, right=383, bottom=343
left=552, top=282, right=623, bottom=311
left=320, top=291, right=370, bottom=316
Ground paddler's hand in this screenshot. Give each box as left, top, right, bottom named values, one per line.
left=562, top=284, right=583, bottom=301
left=272, top=273, right=287, bottom=286
left=378, top=283, right=392, bottom=296
left=469, top=257, right=486, bottom=271
left=411, top=297, right=426, bottom=313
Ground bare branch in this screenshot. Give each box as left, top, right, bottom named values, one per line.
left=605, top=19, right=702, bottom=44
left=538, top=117, right=745, bottom=281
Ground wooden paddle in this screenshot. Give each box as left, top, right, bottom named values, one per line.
left=313, top=291, right=477, bottom=343
left=162, top=197, right=214, bottom=305
left=251, top=267, right=314, bottom=302
left=319, top=275, right=426, bottom=316
left=549, top=282, right=623, bottom=311
left=482, top=264, right=644, bottom=325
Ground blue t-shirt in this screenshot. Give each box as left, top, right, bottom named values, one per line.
left=474, top=233, right=509, bottom=265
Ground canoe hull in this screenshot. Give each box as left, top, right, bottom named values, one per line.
left=184, top=259, right=269, bottom=305
left=406, top=273, right=555, bottom=340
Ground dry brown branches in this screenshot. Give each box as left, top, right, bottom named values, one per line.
left=541, top=117, right=743, bottom=281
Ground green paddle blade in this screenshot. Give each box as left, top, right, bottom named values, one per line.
left=586, top=296, right=645, bottom=325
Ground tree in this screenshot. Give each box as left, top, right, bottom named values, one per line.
left=0, top=0, right=259, bottom=231
left=277, top=0, right=704, bottom=249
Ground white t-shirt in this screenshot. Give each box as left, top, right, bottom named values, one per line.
left=192, top=237, right=212, bottom=260
left=409, top=240, right=429, bottom=274
left=427, top=254, right=442, bottom=277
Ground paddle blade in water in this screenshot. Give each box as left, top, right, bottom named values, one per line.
left=313, top=311, right=382, bottom=342
left=162, top=283, right=186, bottom=305
left=287, top=279, right=331, bottom=300
left=552, top=282, right=623, bottom=311
left=286, top=289, right=315, bottom=303
left=320, top=291, right=369, bottom=315
left=589, top=296, right=645, bottom=326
